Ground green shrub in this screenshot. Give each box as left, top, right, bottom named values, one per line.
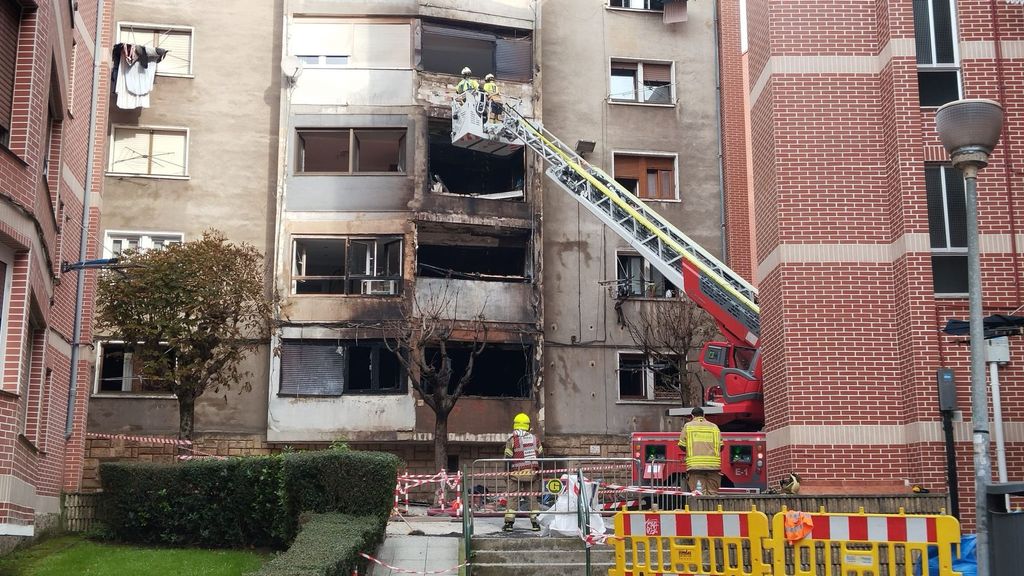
left=250, top=514, right=385, bottom=576
left=97, top=449, right=399, bottom=549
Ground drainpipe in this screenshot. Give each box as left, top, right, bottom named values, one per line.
left=990, top=0, right=1021, bottom=307
left=712, top=0, right=728, bottom=262
left=66, top=0, right=106, bottom=436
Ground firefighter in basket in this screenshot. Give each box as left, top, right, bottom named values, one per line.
left=503, top=413, right=543, bottom=532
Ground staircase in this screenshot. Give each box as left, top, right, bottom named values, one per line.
left=470, top=535, right=615, bottom=576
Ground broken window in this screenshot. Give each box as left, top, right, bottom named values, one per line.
left=616, top=253, right=676, bottom=298
left=296, top=128, right=406, bottom=174
left=618, top=352, right=680, bottom=401
left=421, top=22, right=532, bottom=82
left=614, top=154, right=676, bottom=200
left=428, top=119, right=525, bottom=199
left=109, top=126, right=189, bottom=177
left=279, top=339, right=404, bottom=396
left=417, top=228, right=530, bottom=282
left=292, top=236, right=403, bottom=295
left=609, top=0, right=665, bottom=10
left=610, top=60, right=672, bottom=104
left=424, top=344, right=531, bottom=398
left=95, top=341, right=174, bottom=394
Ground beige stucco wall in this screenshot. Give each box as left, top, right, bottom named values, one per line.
left=90, top=0, right=282, bottom=435
left=540, top=0, right=724, bottom=435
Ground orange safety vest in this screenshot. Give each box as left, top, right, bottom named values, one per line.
left=783, top=510, right=814, bottom=543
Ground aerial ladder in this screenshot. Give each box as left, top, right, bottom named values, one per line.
left=452, top=93, right=763, bottom=431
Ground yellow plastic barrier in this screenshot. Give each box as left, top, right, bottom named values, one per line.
left=608, top=508, right=773, bottom=576
left=770, top=507, right=962, bottom=576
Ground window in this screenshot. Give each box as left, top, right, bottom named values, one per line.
left=926, top=165, right=968, bottom=295
left=610, top=60, right=672, bottom=104
left=618, top=352, right=680, bottom=401
left=614, top=153, right=677, bottom=200
left=295, top=129, right=406, bottom=174
left=296, top=55, right=349, bottom=67
left=117, top=23, right=194, bottom=76
left=94, top=341, right=174, bottom=394
left=616, top=253, right=676, bottom=298
left=609, top=0, right=665, bottom=10
left=421, top=22, right=533, bottom=82
left=292, top=236, right=402, bottom=295
left=913, top=0, right=960, bottom=107
left=0, top=0, right=20, bottom=147
left=108, top=126, right=188, bottom=177
left=278, top=339, right=405, bottom=396
left=424, top=344, right=531, bottom=398
left=104, top=231, right=183, bottom=257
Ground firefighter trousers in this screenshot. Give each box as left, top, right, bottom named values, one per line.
left=504, top=472, right=539, bottom=522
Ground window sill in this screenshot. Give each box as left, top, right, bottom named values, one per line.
left=289, top=293, right=402, bottom=298
left=934, top=293, right=968, bottom=299
left=608, top=100, right=675, bottom=108
left=605, top=7, right=664, bottom=14
left=106, top=172, right=190, bottom=181
left=616, top=399, right=679, bottom=405
left=17, top=434, right=41, bottom=455
left=292, top=172, right=407, bottom=177
left=156, top=73, right=195, bottom=79
left=91, top=392, right=177, bottom=399
left=638, top=197, right=681, bottom=203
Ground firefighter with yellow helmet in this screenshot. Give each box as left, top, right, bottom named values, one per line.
left=503, top=412, right=543, bottom=532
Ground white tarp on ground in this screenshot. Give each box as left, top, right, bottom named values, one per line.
left=537, top=474, right=605, bottom=536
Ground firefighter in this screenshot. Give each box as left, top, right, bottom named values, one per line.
left=482, top=73, right=503, bottom=124
left=677, top=406, right=723, bottom=495
left=455, top=67, right=479, bottom=99
left=503, top=412, right=543, bottom=532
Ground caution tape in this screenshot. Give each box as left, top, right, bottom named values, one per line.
left=86, top=432, right=193, bottom=446
left=358, top=552, right=469, bottom=575
left=579, top=527, right=623, bottom=547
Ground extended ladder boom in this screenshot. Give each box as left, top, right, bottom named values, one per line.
left=494, top=108, right=760, bottom=348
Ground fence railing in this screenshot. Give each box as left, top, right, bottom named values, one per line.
left=63, top=492, right=99, bottom=532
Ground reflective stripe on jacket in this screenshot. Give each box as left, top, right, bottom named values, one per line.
left=679, top=417, right=722, bottom=470
left=483, top=81, right=498, bottom=94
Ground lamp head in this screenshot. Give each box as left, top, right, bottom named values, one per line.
left=935, top=99, right=1004, bottom=171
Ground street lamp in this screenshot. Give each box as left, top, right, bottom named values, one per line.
left=935, top=98, right=1004, bottom=576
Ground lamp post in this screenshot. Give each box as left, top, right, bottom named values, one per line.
left=935, top=98, right=1004, bottom=576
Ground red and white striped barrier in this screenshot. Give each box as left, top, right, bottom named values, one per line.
left=86, top=432, right=192, bottom=446
left=358, top=552, right=469, bottom=574
left=809, top=514, right=939, bottom=543
left=621, top=512, right=751, bottom=538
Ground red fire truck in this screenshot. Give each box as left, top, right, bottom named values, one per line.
left=631, top=431, right=766, bottom=494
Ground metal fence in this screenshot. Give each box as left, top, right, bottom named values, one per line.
left=63, top=492, right=99, bottom=532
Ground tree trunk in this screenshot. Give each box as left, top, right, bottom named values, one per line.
left=434, top=410, right=448, bottom=474
left=178, top=395, right=196, bottom=441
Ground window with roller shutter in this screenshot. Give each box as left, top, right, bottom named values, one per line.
left=421, top=22, right=532, bottom=82
left=117, top=23, right=194, bottom=76
left=278, top=339, right=405, bottom=396
left=0, top=0, right=21, bottom=147
left=609, top=59, right=673, bottom=105
left=108, top=126, right=188, bottom=177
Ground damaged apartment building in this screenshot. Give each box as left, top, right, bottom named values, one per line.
left=269, top=1, right=543, bottom=470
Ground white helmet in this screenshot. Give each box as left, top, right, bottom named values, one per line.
left=485, top=73, right=495, bottom=81
left=461, top=67, right=472, bottom=75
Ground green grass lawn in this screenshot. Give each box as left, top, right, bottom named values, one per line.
left=0, top=535, right=270, bottom=576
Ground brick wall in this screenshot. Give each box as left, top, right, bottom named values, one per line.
left=0, top=0, right=109, bottom=537
left=744, top=0, right=1024, bottom=529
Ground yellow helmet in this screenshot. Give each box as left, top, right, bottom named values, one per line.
left=513, top=413, right=531, bottom=431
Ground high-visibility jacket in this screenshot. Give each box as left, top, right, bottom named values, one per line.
left=678, top=417, right=722, bottom=470
left=505, top=429, right=541, bottom=474
left=456, top=77, right=479, bottom=94
left=783, top=510, right=814, bottom=542
left=483, top=81, right=499, bottom=95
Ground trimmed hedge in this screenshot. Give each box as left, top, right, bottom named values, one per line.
left=98, top=449, right=399, bottom=549
left=251, top=513, right=385, bottom=576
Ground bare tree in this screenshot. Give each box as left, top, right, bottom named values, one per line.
left=618, top=294, right=718, bottom=406
left=384, top=282, right=488, bottom=474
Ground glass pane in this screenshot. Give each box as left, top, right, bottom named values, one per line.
left=99, top=343, right=127, bottom=392
left=347, top=345, right=373, bottom=391
left=660, top=169, right=672, bottom=199
left=932, top=0, right=956, bottom=64
left=348, top=240, right=373, bottom=276
left=297, top=55, right=319, bottom=65
left=110, top=129, right=152, bottom=174
left=925, top=166, right=947, bottom=248
left=610, top=69, right=637, bottom=101
left=377, top=347, right=402, bottom=391
left=353, top=130, right=404, bottom=172
left=617, top=255, right=644, bottom=296
left=944, top=166, right=967, bottom=248
left=645, top=170, right=657, bottom=199
left=296, top=238, right=347, bottom=277
left=643, top=82, right=672, bottom=104
left=298, top=130, right=350, bottom=172
left=380, top=239, right=402, bottom=276
left=912, top=0, right=933, bottom=64
left=918, top=70, right=959, bottom=107
left=149, top=130, right=187, bottom=176
left=932, top=253, right=968, bottom=294
left=619, top=354, right=646, bottom=398
left=324, top=55, right=349, bottom=65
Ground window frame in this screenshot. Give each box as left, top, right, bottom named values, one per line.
left=295, top=54, right=350, bottom=68
left=615, top=251, right=676, bottom=298
left=294, top=128, right=407, bottom=175
left=913, top=0, right=961, bottom=107
left=607, top=0, right=665, bottom=12
left=0, top=244, right=13, bottom=375
left=107, top=124, right=190, bottom=179
left=926, top=164, right=968, bottom=297
left=291, top=235, right=403, bottom=296
left=612, top=151, right=679, bottom=201
left=277, top=339, right=407, bottom=397
left=617, top=350, right=681, bottom=402
left=103, top=230, right=184, bottom=258
left=609, top=59, right=674, bottom=106
left=92, top=340, right=177, bottom=398
left=116, top=22, right=196, bottom=78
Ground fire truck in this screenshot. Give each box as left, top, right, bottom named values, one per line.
left=453, top=93, right=767, bottom=492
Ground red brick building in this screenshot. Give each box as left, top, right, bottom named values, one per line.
left=0, top=0, right=107, bottom=542
left=722, top=0, right=1024, bottom=524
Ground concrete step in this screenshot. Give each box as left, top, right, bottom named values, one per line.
left=470, top=561, right=616, bottom=576
left=472, top=548, right=616, bottom=565
left=472, top=536, right=596, bottom=551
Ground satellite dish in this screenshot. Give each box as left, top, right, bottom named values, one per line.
left=281, top=55, right=303, bottom=83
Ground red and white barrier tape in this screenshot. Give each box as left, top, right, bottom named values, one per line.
left=579, top=528, right=623, bottom=547
left=463, top=463, right=631, bottom=480
left=358, top=552, right=469, bottom=575
left=86, top=432, right=192, bottom=446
